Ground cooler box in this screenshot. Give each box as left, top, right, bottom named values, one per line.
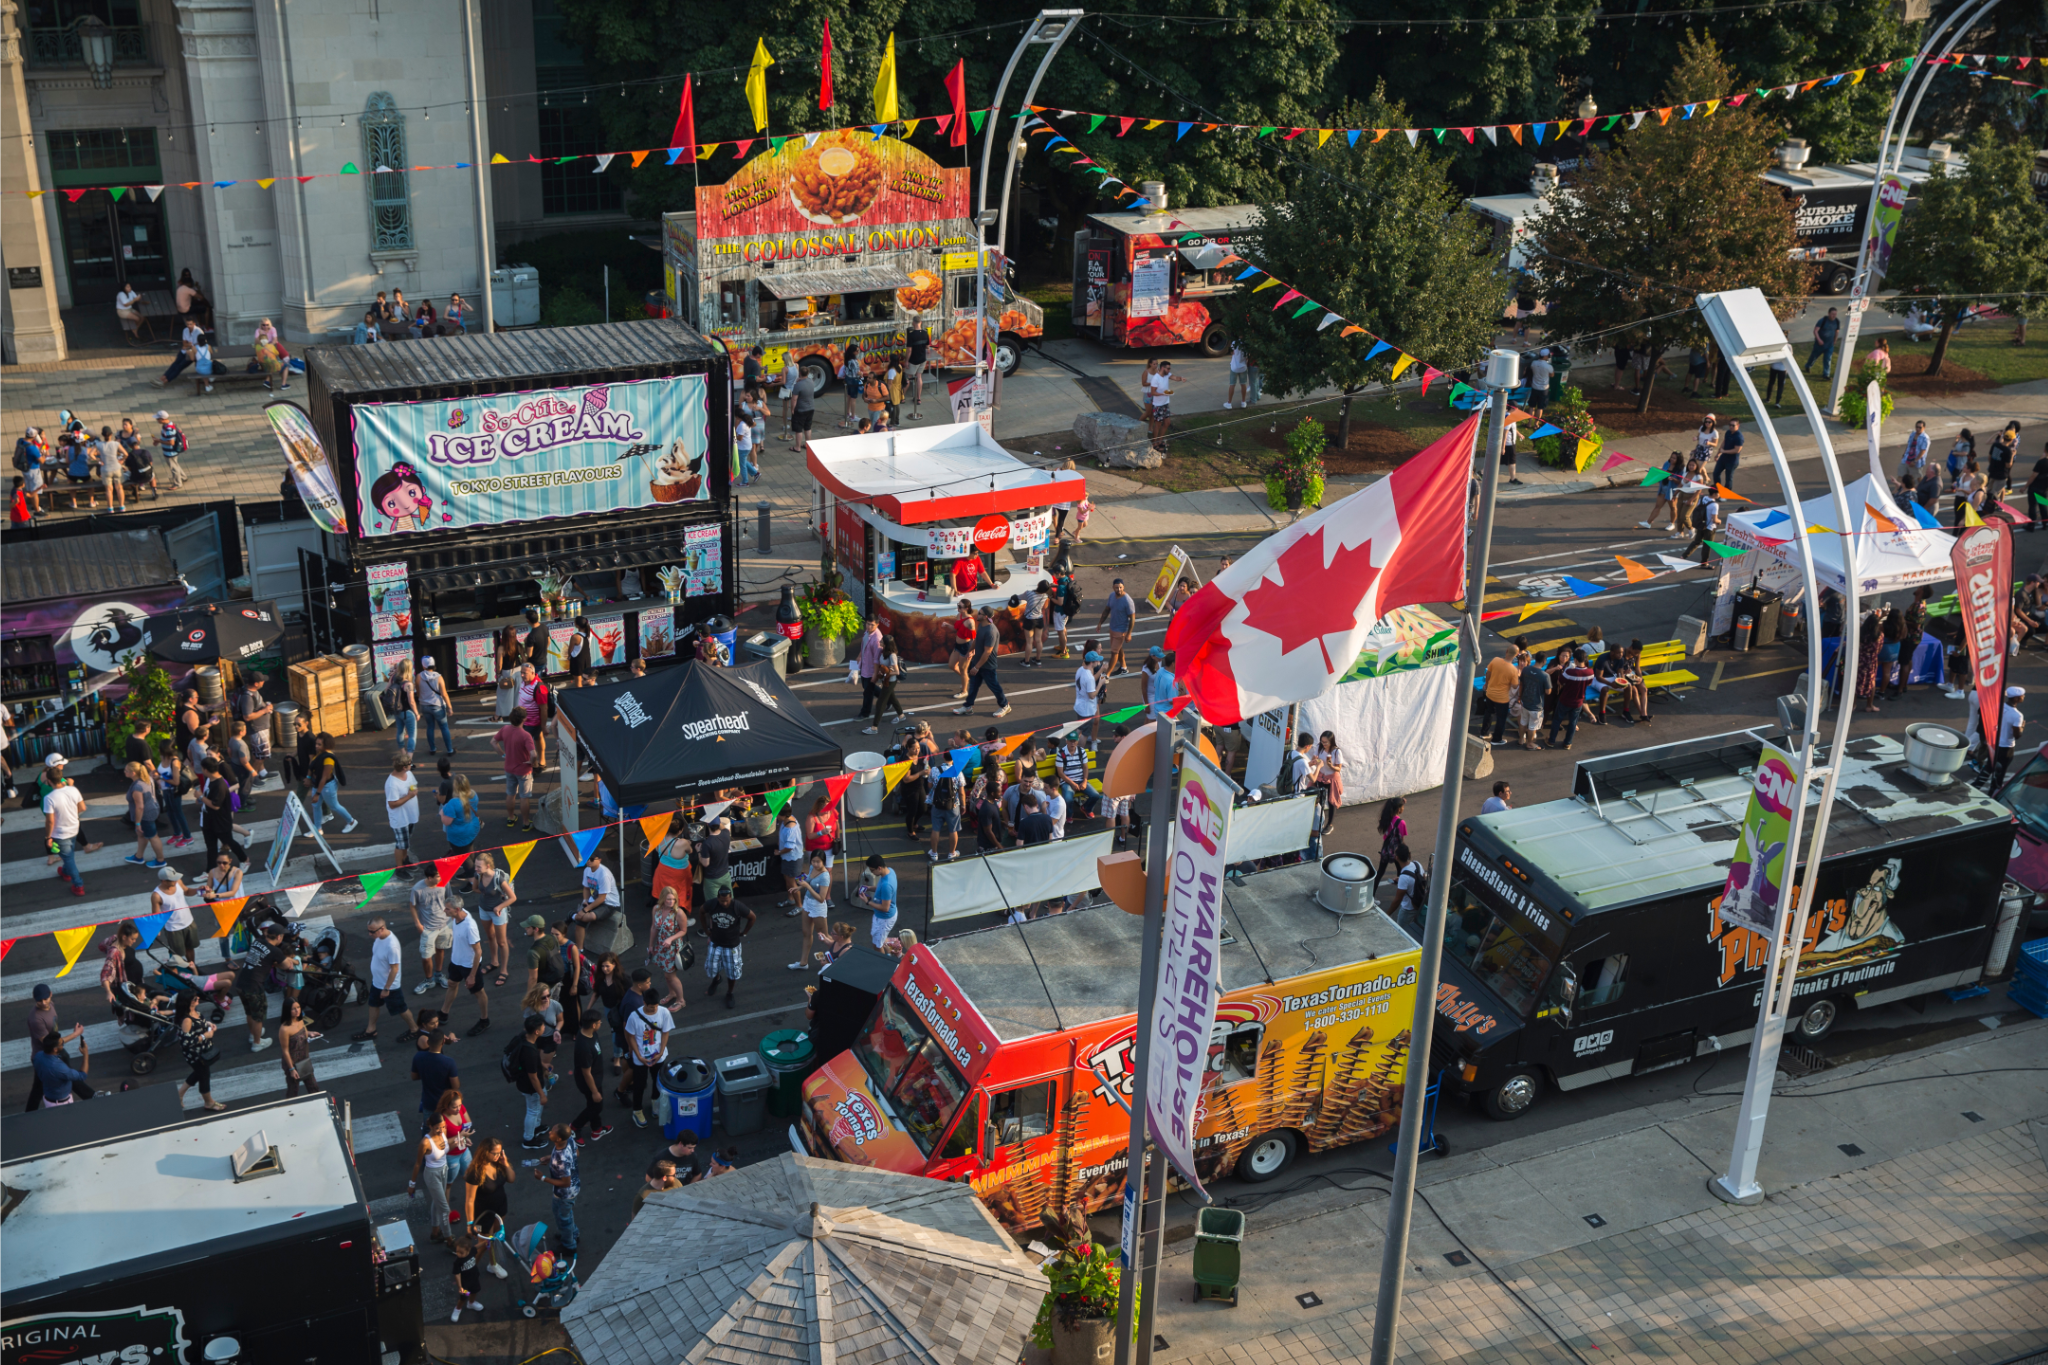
left=759, top=1029, right=816, bottom=1117
left=657, top=1057, right=716, bottom=1142
left=714, top=1052, right=775, bottom=1136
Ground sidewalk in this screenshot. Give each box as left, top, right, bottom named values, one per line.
left=1147, top=1009, right=2048, bottom=1365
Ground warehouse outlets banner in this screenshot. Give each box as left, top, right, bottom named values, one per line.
left=349, top=374, right=711, bottom=538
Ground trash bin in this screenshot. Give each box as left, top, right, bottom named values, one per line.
left=657, top=1057, right=716, bottom=1142
left=702, top=613, right=737, bottom=666
left=759, top=1029, right=816, bottom=1117
left=713, top=1052, right=775, bottom=1136
left=1192, top=1207, right=1246, bottom=1305
left=741, top=631, right=792, bottom=679
left=843, top=752, right=886, bottom=818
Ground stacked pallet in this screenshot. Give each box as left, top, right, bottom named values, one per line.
left=287, top=657, right=357, bottom=740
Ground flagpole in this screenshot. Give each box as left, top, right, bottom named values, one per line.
left=1368, top=348, right=1518, bottom=1365
left=1112, top=710, right=1184, bottom=1365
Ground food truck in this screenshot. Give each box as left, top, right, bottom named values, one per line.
left=1, top=1090, right=419, bottom=1365
left=303, top=319, right=735, bottom=686
left=808, top=422, right=1086, bottom=663
left=1068, top=197, right=1257, bottom=355
left=661, top=132, right=1042, bottom=381
left=1990, top=745, right=2048, bottom=919
left=793, top=861, right=1422, bottom=1241
left=1434, top=731, right=2030, bottom=1122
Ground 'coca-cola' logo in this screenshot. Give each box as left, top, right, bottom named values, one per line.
left=972, top=514, right=1011, bottom=554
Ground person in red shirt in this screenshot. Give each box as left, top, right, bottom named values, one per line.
left=1548, top=649, right=1597, bottom=752
left=952, top=555, right=982, bottom=594
left=802, top=791, right=839, bottom=871
left=948, top=598, right=977, bottom=700
left=491, top=706, right=539, bottom=832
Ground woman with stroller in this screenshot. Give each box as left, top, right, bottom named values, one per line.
left=176, top=991, right=226, bottom=1111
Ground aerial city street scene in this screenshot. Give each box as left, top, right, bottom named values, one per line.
left=3, top=2, right=2046, bottom=1362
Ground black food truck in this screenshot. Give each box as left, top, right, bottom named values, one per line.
left=1433, top=731, right=2030, bottom=1121
left=1, top=1089, right=422, bottom=1365
left=299, top=319, right=735, bottom=692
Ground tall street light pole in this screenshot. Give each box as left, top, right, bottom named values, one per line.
left=1368, top=348, right=1515, bottom=1365
left=463, top=0, right=496, bottom=332
left=972, top=10, right=1083, bottom=259
left=1696, top=287, right=1863, bottom=1203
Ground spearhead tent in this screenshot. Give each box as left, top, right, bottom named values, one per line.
left=553, top=658, right=844, bottom=806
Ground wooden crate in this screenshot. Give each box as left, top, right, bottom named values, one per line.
left=288, top=658, right=353, bottom=710
left=308, top=698, right=357, bottom=740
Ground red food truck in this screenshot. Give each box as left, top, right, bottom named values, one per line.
left=1068, top=199, right=1257, bottom=356
left=794, top=861, right=1421, bottom=1240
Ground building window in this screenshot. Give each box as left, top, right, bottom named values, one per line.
left=361, top=92, right=412, bottom=251
left=45, top=126, right=160, bottom=184
left=537, top=106, right=623, bottom=217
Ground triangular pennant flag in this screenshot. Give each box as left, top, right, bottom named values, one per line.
left=1509, top=124, right=1524, bottom=144
left=1339, top=325, right=1366, bottom=338
left=1347, top=129, right=1362, bottom=147
left=144, top=185, right=165, bottom=200
left=1317, top=128, right=1335, bottom=147
left=131, top=912, right=172, bottom=950
left=1087, top=113, right=1106, bottom=133
left=1532, top=122, right=1547, bottom=145
left=629, top=149, right=651, bottom=167
left=1284, top=127, right=1307, bottom=140
left=822, top=774, right=854, bottom=807
left=354, top=871, right=396, bottom=908
left=1704, top=542, right=1745, bottom=559
left=1866, top=503, right=1900, bottom=533
left=1657, top=554, right=1703, bottom=573
left=1629, top=111, right=1646, bottom=128
left=502, top=839, right=538, bottom=880
left=1683, top=104, right=1697, bottom=119
left=1372, top=129, right=1389, bottom=142
left=1250, top=277, right=1283, bottom=293
left=1479, top=609, right=1517, bottom=622
left=1641, top=468, right=1671, bottom=485
left=1617, top=555, right=1657, bottom=584
left=1562, top=576, right=1607, bottom=598
left=1419, top=367, right=1442, bottom=396
left=110, top=186, right=131, bottom=200
left=54, top=926, right=96, bottom=978
left=212, top=181, right=237, bottom=189
left=1317, top=312, right=1344, bottom=331
left=491, top=152, right=511, bottom=164
left=1706, top=100, right=1721, bottom=115
left=593, top=154, right=615, bottom=173
left=1404, top=129, right=1419, bottom=147
left=1526, top=423, right=1562, bottom=440
left=1459, top=127, right=1475, bottom=143
left=943, top=745, right=981, bottom=778
left=763, top=786, right=796, bottom=818
left=1431, top=128, right=1446, bottom=142
left=340, top=162, right=359, bottom=174
left=730, top=139, right=756, bottom=159
left=1729, top=94, right=1748, bottom=107
left=996, top=732, right=1033, bottom=758
left=1389, top=354, right=1416, bottom=381
left=373, top=164, right=395, bottom=174
left=665, top=148, right=686, bottom=165
left=698, top=799, right=733, bottom=822
left=570, top=826, right=605, bottom=863
left=1598, top=450, right=1633, bottom=471
left=1256, top=126, right=1276, bottom=138
left=1482, top=126, right=1499, bottom=145
left=1365, top=340, right=1392, bottom=362
left=1143, top=119, right=1163, bottom=131
left=284, top=883, right=320, bottom=918
left=903, top=119, right=921, bottom=136
left=1103, top=704, right=1149, bottom=724
left=1117, top=117, right=1135, bottom=137
left=210, top=898, right=248, bottom=938
left=255, top=179, right=274, bottom=190
left=639, top=812, right=674, bottom=848
left=433, top=854, right=468, bottom=887
left=804, top=131, right=822, bottom=149
left=1517, top=602, right=1551, bottom=622
left=62, top=189, right=88, bottom=202
left=1910, top=500, right=1942, bottom=530
left=935, top=114, right=954, bottom=134
left=697, top=144, right=717, bottom=161
left=969, top=109, right=987, bottom=134
left=1178, top=122, right=1194, bottom=140
left=1715, top=483, right=1751, bottom=502
left=1291, top=299, right=1320, bottom=318
left=882, top=760, right=915, bottom=794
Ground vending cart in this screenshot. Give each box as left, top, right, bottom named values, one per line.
left=1069, top=198, right=1257, bottom=355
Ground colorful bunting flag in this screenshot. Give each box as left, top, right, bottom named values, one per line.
left=54, top=926, right=95, bottom=978
left=1641, top=468, right=1670, bottom=485
left=764, top=786, right=795, bottom=818
left=502, top=839, right=538, bottom=880
left=1562, top=576, right=1608, bottom=598
left=1617, top=555, right=1657, bottom=584
left=210, top=898, right=247, bottom=938
left=354, top=870, right=396, bottom=908
left=434, top=855, right=468, bottom=887
left=131, top=912, right=171, bottom=950
left=570, top=827, right=606, bottom=864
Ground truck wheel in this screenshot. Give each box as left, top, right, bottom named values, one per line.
left=1234, top=1129, right=1298, bottom=1183
left=996, top=333, right=1025, bottom=378
left=1482, top=1069, right=1543, bottom=1121
left=131, top=1051, right=157, bottom=1076
left=800, top=358, right=833, bottom=393
left=1199, top=324, right=1229, bottom=357
left=1822, top=265, right=1852, bottom=296
left=1792, top=998, right=1838, bottom=1041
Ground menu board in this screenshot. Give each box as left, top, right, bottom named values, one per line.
left=455, top=632, right=495, bottom=689
left=545, top=624, right=577, bottom=676
left=1129, top=254, right=1171, bottom=319
left=588, top=613, right=627, bottom=668
left=371, top=640, right=412, bottom=684
left=683, top=523, right=722, bottom=597
left=367, top=561, right=411, bottom=615
left=639, top=605, right=676, bottom=659
left=371, top=611, right=409, bottom=642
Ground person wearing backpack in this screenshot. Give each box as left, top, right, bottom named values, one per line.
left=1682, top=488, right=1722, bottom=566
left=385, top=661, right=418, bottom=754
left=1390, top=844, right=1429, bottom=928
left=927, top=762, right=964, bottom=863
left=153, top=410, right=189, bottom=489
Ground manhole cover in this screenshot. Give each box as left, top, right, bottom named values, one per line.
left=1839, top=1143, right=1865, bottom=1156
left=1296, top=1292, right=1322, bottom=1309
left=1444, top=1251, right=1470, bottom=1267
left=1583, top=1214, right=1607, bottom=1228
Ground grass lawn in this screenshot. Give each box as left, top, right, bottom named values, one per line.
left=1858, top=326, right=2048, bottom=389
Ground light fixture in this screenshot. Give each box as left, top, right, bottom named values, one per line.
left=74, top=15, right=115, bottom=89
left=1577, top=94, right=1599, bottom=122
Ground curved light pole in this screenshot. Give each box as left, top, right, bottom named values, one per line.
left=1696, top=288, right=1864, bottom=1205
left=972, top=10, right=1084, bottom=258
left=1827, top=0, right=2001, bottom=414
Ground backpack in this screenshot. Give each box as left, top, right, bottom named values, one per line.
left=1400, top=860, right=1429, bottom=907
left=931, top=772, right=958, bottom=811
left=1276, top=751, right=1305, bottom=796
left=536, top=943, right=565, bottom=986
left=166, top=425, right=188, bottom=455
left=1690, top=500, right=1712, bottom=530
left=12, top=439, right=33, bottom=473
left=499, top=1032, right=523, bottom=1083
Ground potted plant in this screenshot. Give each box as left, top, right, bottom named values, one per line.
left=796, top=582, right=861, bottom=667
left=1838, top=357, right=1894, bottom=428
left=1266, top=416, right=1328, bottom=513
left=108, top=653, right=175, bottom=765
left=1029, top=1243, right=1137, bottom=1365
left=1528, top=385, right=1601, bottom=470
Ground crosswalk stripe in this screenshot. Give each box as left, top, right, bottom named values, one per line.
left=353, top=1110, right=409, bottom=1153
left=4, top=1001, right=252, bottom=1073
left=1, top=916, right=335, bottom=1004
left=181, top=1040, right=381, bottom=1109
left=3, top=821, right=284, bottom=880
left=2, top=792, right=126, bottom=836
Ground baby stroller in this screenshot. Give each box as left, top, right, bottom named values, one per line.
left=148, top=956, right=233, bottom=1017
left=297, top=924, right=365, bottom=1032
left=495, top=1221, right=579, bottom=1318
left=110, top=978, right=182, bottom=1075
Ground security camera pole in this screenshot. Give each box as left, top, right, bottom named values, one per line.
left=1368, top=348, right=1516, bottom=1365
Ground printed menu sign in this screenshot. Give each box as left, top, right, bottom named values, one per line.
left=683, top=523, right=722, bottom=596
left=455, top=632, right=495, bottom=689
left=639, top=605, right=676, bottom=658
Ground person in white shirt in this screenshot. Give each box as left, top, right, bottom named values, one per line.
left=572, top=851, right=620, bottom=949
left=385, top=755, right=420, bottom=873
left=1043, top=787, right=1068, bottom=840
left=734, top=414, right=756, bottom=485
left=411, top=877, right=453, bottom=994
left=1526, top=350, right=1554, bottom=418
left=41, top=753, right=90, bottom=894
left=1225, top=340, right=1249, bottom=409
left=437, top=902, right=491, bottom=1037
left=152, top=866, right=199, bottom=963
left=1988, top=685, right=2027, bottom=791
left=779, top=355, right=801, bottom=435
left=355, top=918, right=420, bottom=1043
left=1479, top=781, right=1512, bottom=814
left=622, top=984, right=675, bottom=1129
left=115, top=285, right=144, bottom=343
left=1073, top=648, right=1103, bottom=742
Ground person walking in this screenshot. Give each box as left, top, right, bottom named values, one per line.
left=701, top=887, right=754, bottom=1010
left=1547, top=649, right=1596, bottom=751
left=462, top=1139, right=516, bottom=1281
left=491, top=706, right=537, bottom=832
left=1481, top=644, right=1519, bottom=746
left=385, top=754, right=420, bottom=875
left=1683, top=486, right=1723, bottom=565
left=1515, top=651, right=1547, bottom=749
left=1501, top=418, right=1523, bottom=487
left=512, top=1014, right=550, bottom=1147
left=416, top=657, right=453, bottom=756
left=568, top=1011, right=611, bottom=1145
left=1711, top=420, right=1745, bottom=492
left=855, top=617, right=884, bottom=723
left=1987, top=685, right=2027, bottom=791
left=1096, top=579, right=1137, bottom=678
left=278, top=998, right=318, bottom=1096
left=619, top=975, right=673, bottom=1129
left=863, top=634, right=904, bottom=735
left=199, top=757, right=247, bottom=870
left=1226, top=339, right=1250, bottom=408
left=534, top=1124, right=581, bottom=1264
left=41, top=753, right=90, bottom=896
left=953, top=606, right=1011, bottom=718
left=176, top=991, right=225, bottom=1111
left=1639, top=450, right=1686, bottom=530
left=354, top=919, right=419, bottom=1045
left=1763, top=354, right=1790, bottom=407
left=1805, top=308, right=1841, bottom=379
left=407, top=1115, right=454, bottom=1243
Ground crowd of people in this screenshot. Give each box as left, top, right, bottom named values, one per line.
left=10, top=409, right=189, bottom=522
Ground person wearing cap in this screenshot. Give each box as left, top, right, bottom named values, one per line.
left=416, top=655, right=453, bottom=756
left=41, top=753, right=90, bottom=896
left=25, top=982, right=61, bottom=1051
left=1527, top=349, right=1554, bottom=419
left=386, top=753, right=421, bottom=874
left=152, top=865, right=199, bottom=962
left=1147, top=646, right=1180, bottom=719
left=519, top=914, right=554, bottom=998
left=1072, top=647, right=1104, bottom=744
left=1988, top=685, right=2027, bottom=792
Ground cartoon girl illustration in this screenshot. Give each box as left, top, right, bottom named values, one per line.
left=368, top=461, right=434, bottom=533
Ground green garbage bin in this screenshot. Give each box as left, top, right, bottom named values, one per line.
left=760, top=1028, right=816, bottom=1118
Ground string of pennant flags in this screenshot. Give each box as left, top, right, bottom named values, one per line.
left=1023, top=51, right=2041, bottom=158
left=0, top=706, right=1185, bottom=976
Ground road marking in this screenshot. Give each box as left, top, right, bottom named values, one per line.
left=784, top=621, right=1174, bottom=692
left=353, top=1110, right=409, bottom=1153
left=1716, top=663, right=1808, bottom=686
left=1490, top=536, right=1674, bottom=569
left=3, top=1001, right=252, bottom=1073
left=181, top=1040, right=381, bottom=1109
left=1710, top=661, right=1727, bottom=691
left=2, top=915, right=336, bottom=1004
left=3, top=821, right=285, bottom=880
left=3, top=792, right=127, bottom=835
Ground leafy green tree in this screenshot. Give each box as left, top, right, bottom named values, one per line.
left=1527, top=33, right=1809, bottom=413
left=1205, top=91, right=1509, bottom=448
left=1880, top=124, right=2048, bottom=374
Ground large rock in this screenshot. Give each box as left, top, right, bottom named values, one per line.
left=1072, top=411, right=1161, bottom=469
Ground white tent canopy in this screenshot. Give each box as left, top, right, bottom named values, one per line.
left=1719, top=472, right=1954, bottom=597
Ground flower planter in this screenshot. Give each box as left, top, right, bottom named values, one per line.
left=808, top=634, right=846, bottom=668
left=1050, top=1317, right=1113, bottom=1365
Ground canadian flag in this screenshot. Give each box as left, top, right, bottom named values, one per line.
left=1165, top=413, right=1479, bottom=725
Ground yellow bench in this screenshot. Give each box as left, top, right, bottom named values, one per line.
left=1637, top=639, right=1699, bottom=695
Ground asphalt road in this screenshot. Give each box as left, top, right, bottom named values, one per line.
left=6, top=439, right=2043, bottom=1330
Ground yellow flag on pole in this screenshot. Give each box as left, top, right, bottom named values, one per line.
left=872, top=34, right=898, bottom=124
left=54, top=926, right=95, bottom=978
left=745, top=39, right=775, bottom=132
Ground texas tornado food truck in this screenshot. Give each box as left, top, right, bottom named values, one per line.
left=1434, top=731, right=2029, bottom=1121
left=793, top=861, right=1422, bottom=1241
left=662, top=131, right=1042, bottom=382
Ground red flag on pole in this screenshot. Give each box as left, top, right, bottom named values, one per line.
left=669, top=74, right=696, bottom=152
left=944, top=59, right=967, bottom=147
left=819, top=20, right=834, bottom=112
left=1952, top=520, right=2013, bottom=759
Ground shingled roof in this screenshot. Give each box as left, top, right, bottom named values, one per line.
left=562, top=1153, right=1045, bottom=1365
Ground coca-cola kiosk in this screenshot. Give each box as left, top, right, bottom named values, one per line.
left=806, top=422, right=1088, bottom=663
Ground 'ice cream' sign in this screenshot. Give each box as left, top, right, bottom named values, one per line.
left=349, top=374, right=712, bottom=538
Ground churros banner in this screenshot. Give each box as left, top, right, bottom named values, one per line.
left=696, top=130, right=967, bottom=241
left=348, top=375, right=711, bottom=538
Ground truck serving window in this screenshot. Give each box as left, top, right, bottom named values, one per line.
left=1447, top=882, right=1556, bottom=1018
left=855, top=989, right=971, bottom=1156
left=1998, top=752, right=2048, bottom=835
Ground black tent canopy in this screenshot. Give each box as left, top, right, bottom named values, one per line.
left=553, top=658, right=844, bottom=805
